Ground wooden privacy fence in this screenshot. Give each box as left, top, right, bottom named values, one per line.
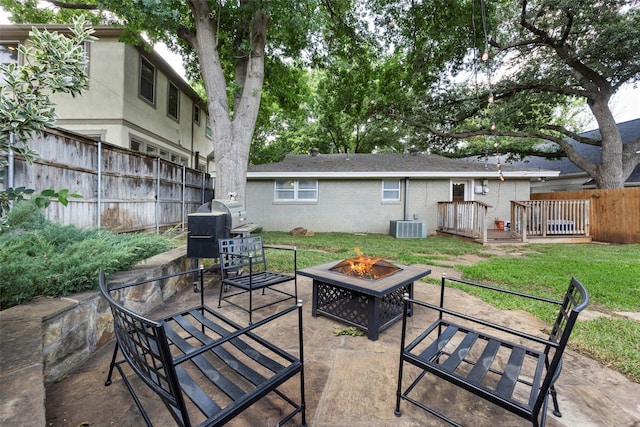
left=532, top=188, right=640, bottom=243
left=3, top=128, right=214, bottom=232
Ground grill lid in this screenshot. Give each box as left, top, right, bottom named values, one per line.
left=197, top=199, right=247, bottom=230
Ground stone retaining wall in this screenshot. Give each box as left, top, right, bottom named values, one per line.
left=0, top=246, right=191, bottom=426
left=42, top=246, right=192, bottom=384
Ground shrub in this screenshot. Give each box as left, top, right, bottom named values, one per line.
left=0, top=202, right=176, bottom=309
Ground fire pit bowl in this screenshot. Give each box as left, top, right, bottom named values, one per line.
left=329, top=256, right=401, bottom=280
left=298, top=260, right=431, bottom=340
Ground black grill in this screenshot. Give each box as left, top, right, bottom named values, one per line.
left=187, top=199, right=258, bottom=259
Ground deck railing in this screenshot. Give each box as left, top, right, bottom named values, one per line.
left=437, top=199, right=590, bottom=244
left=437, top=201, right=490, bottom=243
left=511, top=199, right=590, bottom=241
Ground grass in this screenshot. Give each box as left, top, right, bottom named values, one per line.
left=261, top=231, right=640, bottom=383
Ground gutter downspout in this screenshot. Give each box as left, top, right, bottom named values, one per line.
left=7, top=133, right=15, bottom=189
left=156, top=157, right=160, bottom=233
left=403, top=177, right=409, bottom=221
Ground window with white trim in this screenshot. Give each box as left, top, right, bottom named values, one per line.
left=275, top=180, right=318, bottom=201
left=382, top=180, right=401, bottom=201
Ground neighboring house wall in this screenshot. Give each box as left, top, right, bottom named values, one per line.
left=0, top=25, right=214, bottom=172
left=530, top=174, right=593, bottom=194
left=246, top=177, right=531, bottom=234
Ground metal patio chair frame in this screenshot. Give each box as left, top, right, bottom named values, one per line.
left=218, top=235, right=297, bottom=324
left=395, top=274, right=589, bottom=427
left=99, top=267, right=307, bottom=427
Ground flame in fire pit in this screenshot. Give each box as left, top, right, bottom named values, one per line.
left=329, top=247, right=401, bottom=280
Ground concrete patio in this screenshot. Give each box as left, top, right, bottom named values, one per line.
left=44, top=270, right=640, bottom=427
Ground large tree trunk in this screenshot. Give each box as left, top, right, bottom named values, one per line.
left=187, top=1, right=267, bottom=204
left=587, top=97, right=625, bottom=189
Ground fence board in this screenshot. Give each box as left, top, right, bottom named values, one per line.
left=532, top=188, right=640, bottom=243
left=2, top=128, right=213, bottom=232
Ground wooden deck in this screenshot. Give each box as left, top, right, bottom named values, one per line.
left=438, top=229, right=593, bottom=245
left=484, top=229, right=592, bottom=245
left=437, top=199, right=592, bottom=245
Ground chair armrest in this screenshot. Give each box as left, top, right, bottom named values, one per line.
left=406, top=296, right=558, bottom=349
left=263, top=244, right=297, bottom=252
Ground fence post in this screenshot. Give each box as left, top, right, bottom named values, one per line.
left=181, top=165, right=186, bottom=231
left=97, top=140, right=102, bottom=228
left=201, top=171, right=205, bottom=205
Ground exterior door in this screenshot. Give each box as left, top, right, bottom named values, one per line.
left=452, top=182, right=466, bottom=202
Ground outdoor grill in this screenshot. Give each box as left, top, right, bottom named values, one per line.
left=187, top=199, right=258, bottom=259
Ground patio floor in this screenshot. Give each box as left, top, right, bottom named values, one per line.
left=45, top=271, right=640, bottom=426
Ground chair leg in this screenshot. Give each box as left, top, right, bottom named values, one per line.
left=218, top=280, right=224, bottom=308
left=550, top=385, right=562, bottom=417
left=104, top=342, right=120, bottom=386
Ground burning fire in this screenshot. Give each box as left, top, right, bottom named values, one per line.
left=330, top=247, right=400, bottom=280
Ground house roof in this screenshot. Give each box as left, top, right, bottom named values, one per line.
left=494, top=118, right=640, bottom=183
left=247, top=152, right=558, bottom=179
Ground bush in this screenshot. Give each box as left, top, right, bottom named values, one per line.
left=0, top=201, right=177, bottom=309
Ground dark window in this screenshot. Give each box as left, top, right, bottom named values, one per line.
left=452, top=182, right=465, bottom=202
left=139, top=57, right=155, bottom=104
left=167, top=82, right=179, bottom=120
left=193, top=105, right=200, bottom=125
left=130, top=139, right=142, bottom=152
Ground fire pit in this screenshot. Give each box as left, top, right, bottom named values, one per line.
left=298, top=256, right=431, bottom=340
left=329, top=255, right=400, bottom=280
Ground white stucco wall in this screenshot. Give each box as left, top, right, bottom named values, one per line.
left=53, top=37, right=126, bottom=120
left=50, top=37, right=212, bottom=171
left=246, top=177, right=530, bottom=234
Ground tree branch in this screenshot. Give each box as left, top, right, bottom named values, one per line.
left=519, top=0, right=611, bottom=97
left=43, top=0, right=97, bottom=10
left=176, top=25, right=196, bottom=49
left=394, top=113, right=598, bottom=174
left=542, top=124, right=601, bottom=145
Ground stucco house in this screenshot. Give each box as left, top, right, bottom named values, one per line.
left=0, top=24, right=214, bottom=172
left=246, top=150, right=558, bottom=235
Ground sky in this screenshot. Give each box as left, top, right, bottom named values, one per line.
left=2, top=6, right=639, bottom=131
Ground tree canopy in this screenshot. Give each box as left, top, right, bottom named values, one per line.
left=372, top=0, right=640, bottom=188
left=2, top=0, right=639, bottom=190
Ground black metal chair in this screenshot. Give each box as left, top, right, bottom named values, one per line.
left=394, top=274, right=589, bottom=427
left=218, top=235, right=297, bottom=324
left=100, top=267, right=306, bottom=427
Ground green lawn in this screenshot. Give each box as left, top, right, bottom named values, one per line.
left=262, top=231, right=640, bottom=383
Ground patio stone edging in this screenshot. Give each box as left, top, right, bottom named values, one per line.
left=0, top=246, right=191, bottom=426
